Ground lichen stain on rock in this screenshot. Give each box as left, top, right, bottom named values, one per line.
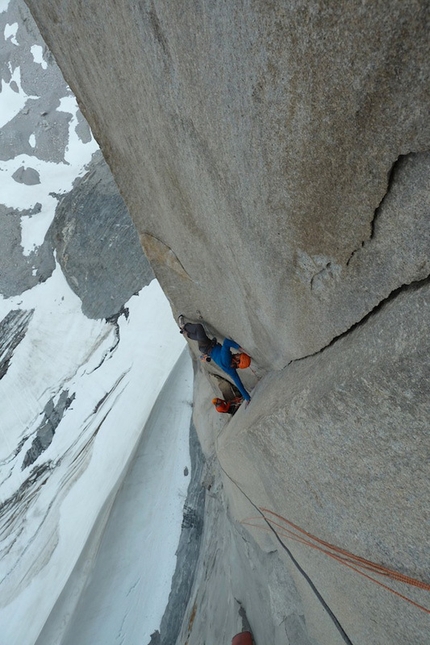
left=140, top=232, right=192, bottom=281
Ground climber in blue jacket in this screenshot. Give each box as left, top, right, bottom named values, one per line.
left=207, top=337, right=251, bottom=402
left=178, top=317, right=251, bottom=402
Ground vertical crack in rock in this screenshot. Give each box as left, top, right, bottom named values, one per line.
left=346, top=153, right=410, bottom=266
left=369, top=154, right=409, bottom=240
left=0, top=309, right=34, bottom=380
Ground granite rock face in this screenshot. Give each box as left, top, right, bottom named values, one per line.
left=218, top=280, right=430, bottom=645
left=23, top=2, right=430, bottom=644
left=176, top=458, right=320, bottom=645
left=1, top=0, right=151, bottom=317
left=49, top=150, right=154, bottom=319
left=24, top=0, right=430, bottom=365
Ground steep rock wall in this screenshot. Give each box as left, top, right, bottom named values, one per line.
left=24, top=0, right=430, bottom=366
left=23, top=2, right=430, bottom=644
left=218, top=280, right=430, bottom=645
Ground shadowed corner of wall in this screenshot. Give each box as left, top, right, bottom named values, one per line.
left=208, top=373, right=241, bottom=401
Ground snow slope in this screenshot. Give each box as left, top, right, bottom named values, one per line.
left=0, top=278, right=189, bottom=645
left=37, top=350, right=194, bottom=645
left=0, top=2, right=193, bottom=643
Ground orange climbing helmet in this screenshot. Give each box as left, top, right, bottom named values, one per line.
left=232, top=352, right=251, bottom=369
left=212, top=398, right=231, bottom=413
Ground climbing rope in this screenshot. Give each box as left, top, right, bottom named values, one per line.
left=219, top=465, right=354, bottom=644
left=241, top=508, right=430, bottom=615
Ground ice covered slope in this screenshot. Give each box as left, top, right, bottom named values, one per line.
left=34, top=350, right=194, bottom=645
left=0, top=278, right=187, bottom=645
left=0, top=2, right=192, bottom=643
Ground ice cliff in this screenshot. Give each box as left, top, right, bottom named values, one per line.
left=10, top=1, right=430, bottom=644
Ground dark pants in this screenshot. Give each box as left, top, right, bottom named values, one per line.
left=183, top=323, right=213, bottom=352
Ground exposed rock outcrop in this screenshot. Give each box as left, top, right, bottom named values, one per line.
left=218, top=279, right=430, bottom=645
left=23, top=2, right=430, bottom=644
left=1, top=0, right=152, bottom=316
left=21, top=389, right=75, bottom=469
left=177, top=457, right=320, bottom=645
left=49, top=150, right=154, bottom=319
left=0, top=308, right=34, bottom=378
left=0, top=201, right=55, bottom=297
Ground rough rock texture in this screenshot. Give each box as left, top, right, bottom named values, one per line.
left=49, top=150, right=154, bottom=319
left=0, top=0, right=73, bottom=165
left=21, top=389, right=75, bottom=469
left=0, top=201, right=55, bottom=297
left=0, top=308, right=34, bottom=378
left=176, top=458, right=320, bottom=645
left=1, top=0, right=152, bottom=313
left=218, top=281, right=430, bottom=645
left=23, top=2, right=430, bottom=644
left=24, top=0, right=430, bottom=365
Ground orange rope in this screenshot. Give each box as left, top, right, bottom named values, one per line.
left=241, top=509, right=430, bottom=615
left=261, top=508, right=430, bottom=591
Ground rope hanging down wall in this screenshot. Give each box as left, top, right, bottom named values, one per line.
left=242, top=508, right=430, bottom=616
left=219, top=465, right=354, bottom=645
